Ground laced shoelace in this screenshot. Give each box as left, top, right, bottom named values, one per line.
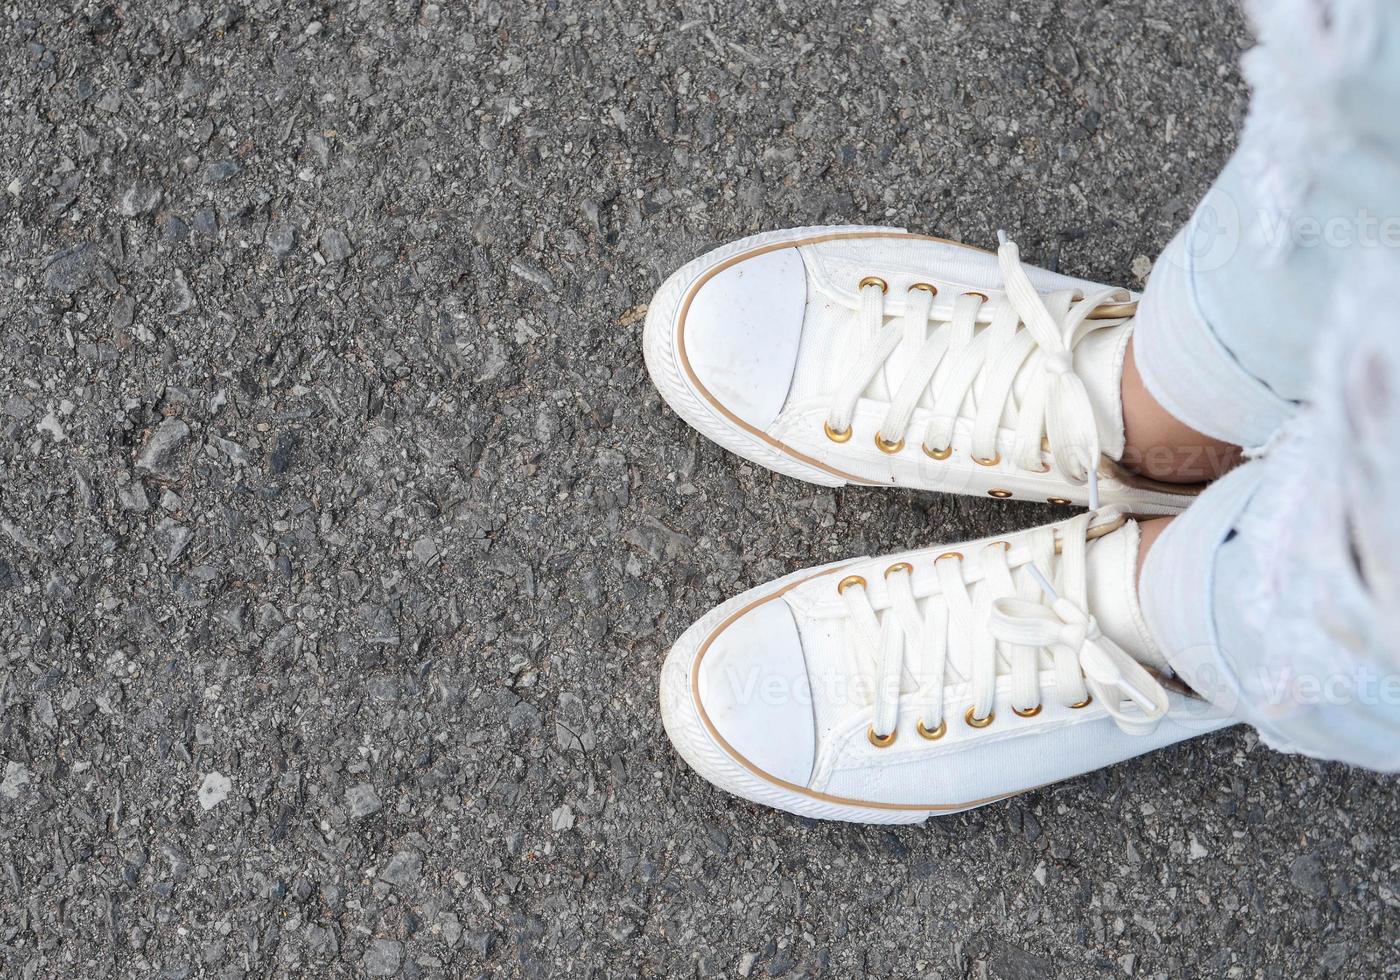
left=838, top=511, right=1169, bottom=747
left=825, top=232, right=1132, bottom=501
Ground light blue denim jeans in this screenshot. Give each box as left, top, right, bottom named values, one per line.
left=1136, top=0, right=1400, bottom=771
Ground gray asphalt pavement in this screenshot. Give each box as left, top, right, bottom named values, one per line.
left=1, top=2, right=1395, bottom=977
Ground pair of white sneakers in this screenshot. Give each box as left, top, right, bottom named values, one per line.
left=642, top=226, right=1233, bottom=824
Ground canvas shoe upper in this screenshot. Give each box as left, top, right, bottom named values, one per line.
left=643, top=226, right=1200, bottom=514
left=659, top=510, right=1233, bottom=823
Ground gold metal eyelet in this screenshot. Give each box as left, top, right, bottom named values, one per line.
left=963, top=291, right=989, bottom=302
left=934, top=551, right=964, bottom=563
left=859, top=276, right=889, bottom=293
left=1047, top=496, right=1073, bottom=506
left=909, top=282, right=939, bottom=296
left=1070, top=695, right=1094, bottom=709
left=867, top=726, right=897, bottom=748
left=987, top=540, right=1011, bottom=552
left=837, top=574, right=867, bottom=595
left=988, top=489, right=1014, bottom=499
left=964, top=706, right=995, bottom=729
left=917, top=719, right=947, bottom=741
left=884, top=561, right=913, bottom=579
left=874, top=432, right=905, bottom=454
left=923, top=444, right=953, bottom=461
left=974, top=451, right=1002, bottom=467
left=1013, top=704, right=1043, bottom=718
left=1034, top=463, right=1053, bottom=474
left=1087, top=300, right=1138, bottom=320
left=823, top=421, right=852, bottom=443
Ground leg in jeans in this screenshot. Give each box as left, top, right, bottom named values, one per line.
left=1134, top=0, right=1400, bottom=449
left=1143, top=279, right=1400, bottom=771
left=1135, top=0, right=1400, bottom=769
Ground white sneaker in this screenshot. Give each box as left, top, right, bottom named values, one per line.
left=644, top=226, right=1199, bottom=514
left=659, top=510, right=1232, bottom=823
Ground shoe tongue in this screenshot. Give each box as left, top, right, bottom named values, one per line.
left=1084, top=521, right=1169, bottom=672
left=1007, top=317, right=1129, bottom=460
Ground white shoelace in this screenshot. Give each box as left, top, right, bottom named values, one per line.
left=840, top=511, right=1169, bottom=744
left=825, top=232, right=1131, bottom=496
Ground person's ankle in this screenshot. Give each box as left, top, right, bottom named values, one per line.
left=1121, top=338, right=1243, bottom=483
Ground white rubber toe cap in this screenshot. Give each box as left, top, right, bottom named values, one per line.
left=689, top=596, right=816, bottom=789
left=682, top=247, right=807, bottom=432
